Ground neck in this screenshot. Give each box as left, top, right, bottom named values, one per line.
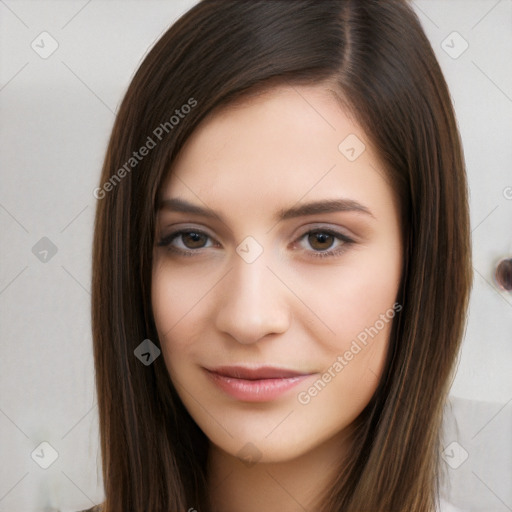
left=207, top=427, right=353, bottom=512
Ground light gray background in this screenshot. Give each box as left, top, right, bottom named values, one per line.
left=0, top=1, right=511, bottom=511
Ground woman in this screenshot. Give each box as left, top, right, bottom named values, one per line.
left=87, top=1, right=472, bottom=510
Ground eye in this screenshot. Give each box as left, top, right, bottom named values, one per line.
left=157, top=229, right=216, bottom=256
left=157, top=227, right=355, bottom=259
left=295, top=228, right=354, bottom=259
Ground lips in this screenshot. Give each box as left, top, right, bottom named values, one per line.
left=203, top=365, right=315, bottom=402
left=207, top=365, right=309, bottom=380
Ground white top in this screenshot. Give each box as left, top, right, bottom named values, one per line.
left=439, top=497, right=467, bottom=512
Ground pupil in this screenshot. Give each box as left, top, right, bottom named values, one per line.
left=309, top=232, right=333, bottom=250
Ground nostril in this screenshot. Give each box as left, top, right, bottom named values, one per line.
left=494, top=257, right=512, bottom=292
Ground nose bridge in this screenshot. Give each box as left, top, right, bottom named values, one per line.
left=214, top=249, right=290, bottom=344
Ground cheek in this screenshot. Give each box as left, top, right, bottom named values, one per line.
left=151, top=261, right=219, bottom=370
left=319, top=247, right=401, bottom=403
left=151, top=259, right=216, bottom=337
left=288, top=244, right=401, bottom=352
left=335, top=264, right=399, bottom=347
left=151, top=265, right=194, bottom=366
left=295, top=303, right=396, bottom=429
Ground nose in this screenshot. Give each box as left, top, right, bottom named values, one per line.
left=213, top=253, right=291, bottom=345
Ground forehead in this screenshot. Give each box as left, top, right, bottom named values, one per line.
left=159, top=84, right=394, bottom=218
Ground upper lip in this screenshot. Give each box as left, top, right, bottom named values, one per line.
left=206, top=365, right=312, bottom=380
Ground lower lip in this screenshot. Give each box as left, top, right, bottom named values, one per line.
left=205, top=370, right=313, bottom=402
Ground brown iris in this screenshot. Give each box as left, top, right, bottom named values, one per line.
left=182, top=232, right=208, bottom=249
left=308, top=232, right=335, bottom=251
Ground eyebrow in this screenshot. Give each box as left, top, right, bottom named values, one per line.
left=158, top=197, right=375, bottom=222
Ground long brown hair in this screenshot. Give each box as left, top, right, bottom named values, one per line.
left=91, top=1, right=472, bottom=510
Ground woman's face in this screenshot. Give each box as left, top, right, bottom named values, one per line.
left=152, top=84, right=403, bottom=463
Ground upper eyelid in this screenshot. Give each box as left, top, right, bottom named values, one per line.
left=157, top=225, right=215, bottom=241
left=158, top=221, right=355, bottom=238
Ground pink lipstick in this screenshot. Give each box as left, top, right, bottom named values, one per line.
left=204, top=365, right=314, bottom=402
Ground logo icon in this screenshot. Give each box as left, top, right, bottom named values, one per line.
left=338, top=134, right=366, bottom=162
left=31, top=31, right=59, bottom=59
left=441, top=441, right=469, bottom=469
left=236, top=236, right=263, bottom=264
left=31, top=441, right=59, bottom=469
left=441, top=32, right=469, bottom=59
left=32, top=237, right=58, bottom=263
left=237, top=442, right=262, bottom=467
left=134, top=339, right=161, bottom=366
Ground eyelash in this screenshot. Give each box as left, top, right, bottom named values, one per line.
left=157, top=228, right=355, bottom=260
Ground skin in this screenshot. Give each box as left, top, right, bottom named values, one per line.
left=152, top=84, right=403, bottom=511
